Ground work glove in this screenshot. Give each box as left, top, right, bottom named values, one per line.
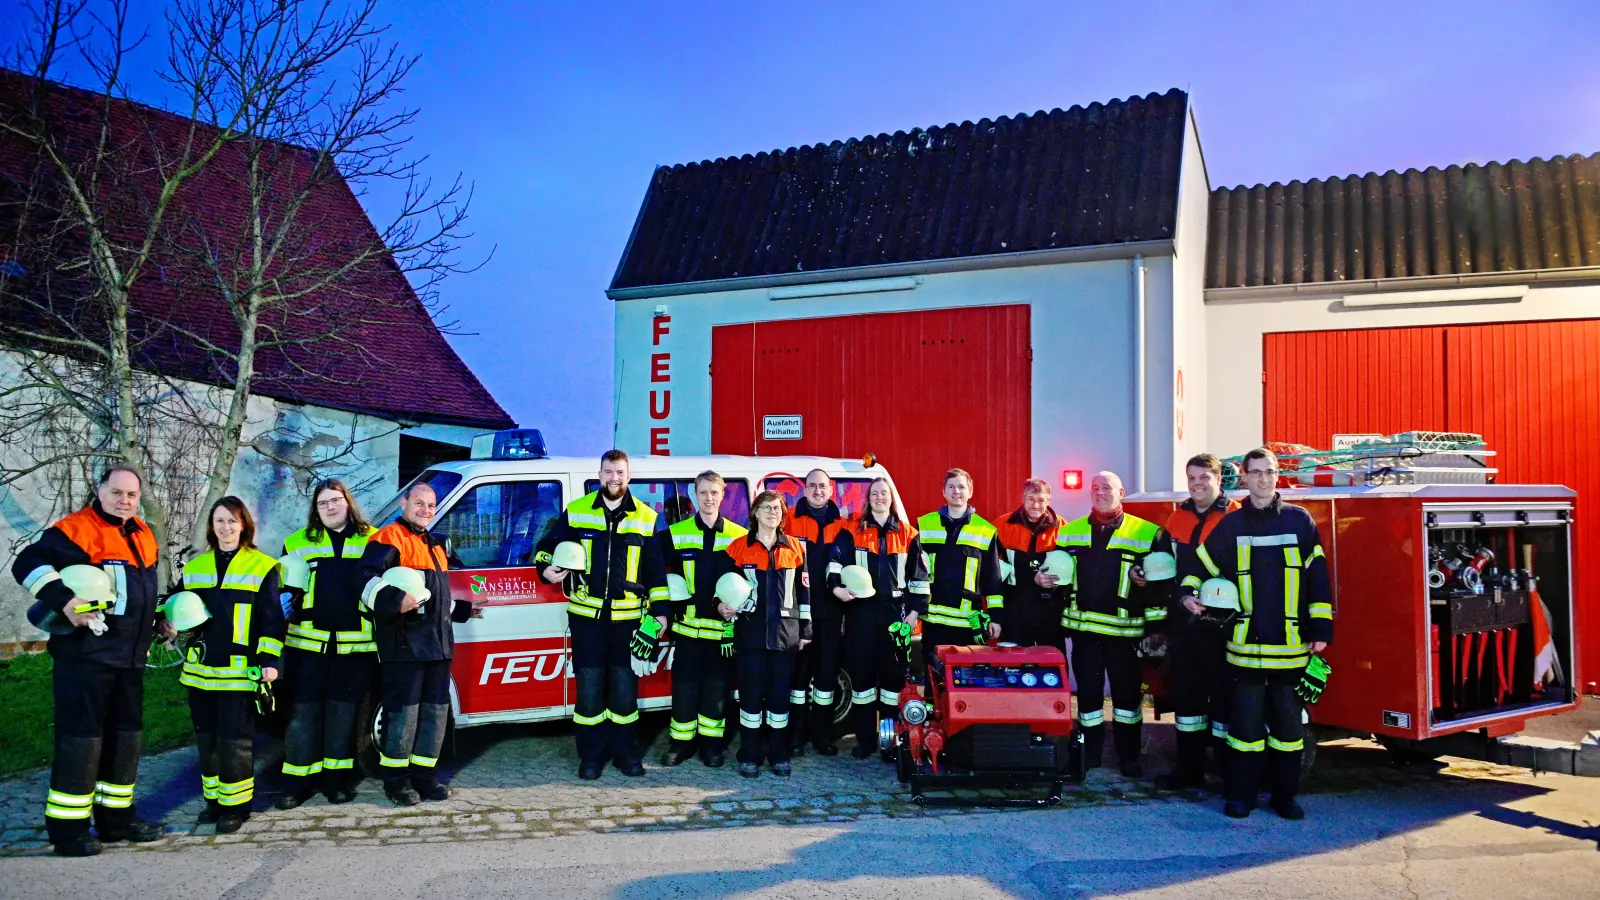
left=887, top=620, right=914, bottom=665
left=629, top=616, right=664, bottom=677
left=720, top=621, right=736, bottom=658
left=968, top=610, right=992, bottom=645
left=1295, top=654, right=1332, bottom=704
left=248, top=668, right=277, bottom=717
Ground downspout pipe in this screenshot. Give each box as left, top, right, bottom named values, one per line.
left=1133, top=255, right=1146, bottom=493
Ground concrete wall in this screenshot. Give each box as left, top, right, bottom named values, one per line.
left=1205, top=280, right=1600, bottom=456
left=613, top=249, right=1199, bottom=518
left=0, top=350, right=404, bottom=645
left=1168, top=108, right=1213, bottom=480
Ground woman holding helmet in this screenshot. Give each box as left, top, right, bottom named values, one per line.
left=275, top=479, right=377, bottom=809
left=829, top=477, right=929, bottom=759
left=177, top=496, right=285, bottom=833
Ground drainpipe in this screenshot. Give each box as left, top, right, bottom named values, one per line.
left=1132, top=255, right=1146, bottom=493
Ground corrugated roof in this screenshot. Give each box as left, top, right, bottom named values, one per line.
left=0, top=70, right=514, bottom=430
left=1207, top=153, right=1600, bottom=290
left=612, top=89, right=1189, bottom=291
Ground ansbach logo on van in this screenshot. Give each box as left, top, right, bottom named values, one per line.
left=762, top=414, right=803, bottom=440
left=466, top=571, right=542, bottom=603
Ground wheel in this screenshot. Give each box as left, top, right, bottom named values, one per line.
left=356, top=693, right=383, bottom=778
left=1375, top=735, right=1442, bottom=765
left=831, top=669, right=854, bottom=726
left=1299, top=723, right=1319, bottom=779
left=895, top=746, right=915, bottom=784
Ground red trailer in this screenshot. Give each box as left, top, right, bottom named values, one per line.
left=1124, top=484, right=1582, bottom=762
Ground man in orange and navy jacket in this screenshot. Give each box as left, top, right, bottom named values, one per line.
left=11, top=465, right=166, bottom=856
left=994, top=478, right=1066, bottom=649
left=783, top=469, right=848, bottom=756
left=358, top=482, right=475, bottom=807
left=1154, top=453, right=1241, bottom=790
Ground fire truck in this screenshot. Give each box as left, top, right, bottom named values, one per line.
left=356, top=430, right=904, bottom=769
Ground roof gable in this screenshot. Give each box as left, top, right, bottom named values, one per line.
left=612, top=89, right=1189, bottom=292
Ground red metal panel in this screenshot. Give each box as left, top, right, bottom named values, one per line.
left=1446, top=320, right=1600, bottom=689
left=711, top=306, right=1031, bottom=516
left=1264, top=326, right=1448, bottom=446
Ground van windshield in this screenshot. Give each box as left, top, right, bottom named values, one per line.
left=375, top=469, right=465, bottom=526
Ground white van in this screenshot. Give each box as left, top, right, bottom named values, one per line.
left=369, top=437, right=904, bottom=740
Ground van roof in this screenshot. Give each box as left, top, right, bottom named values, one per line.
left=428, top=455, right=891, bottom=480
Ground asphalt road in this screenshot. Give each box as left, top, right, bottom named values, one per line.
left=4, top=767, right=1594, bottom=899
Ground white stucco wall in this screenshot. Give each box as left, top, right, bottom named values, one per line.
left=1168, top=108, right=1213, bottom=482
left=1205, top=280, right=1600, bottom=456
left=0, top=350, right=404, bottom=644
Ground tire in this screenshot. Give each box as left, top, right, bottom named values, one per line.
left=1299, top=724, right=1319, bottom=779
left=356, top=692, right=382, bottom=778
left=831, top=669, right=854, bottom=726
left=1375, top=735, right=1442, bottom=765
left=896, top=745, right=915, bottom=784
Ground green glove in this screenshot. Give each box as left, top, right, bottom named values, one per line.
left=254, top=680, right=276, bottom=717
left=1295, top=654, right=1332, bottom=704
left=969, top=610, right=993, bottom=645
left=630, top=616, right=663, bottom=661
left=887, top=621, right=914, bottom=664
left=720, top=620, right=736, bottom=658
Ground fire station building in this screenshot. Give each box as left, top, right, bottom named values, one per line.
left=607, top=88, right=1600, bottom=684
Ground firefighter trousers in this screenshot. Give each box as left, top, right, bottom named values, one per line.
left=281, top=648, right=374, bottom=788
left=188, top=688, right=256, bottom=811
left=791, top=618, right=843, bottom=749
left=1225, top=666, right=1306, bottom=805
left=378, top=659, right=451, bottom=787
left=1168, top=625, right=1231, bottom=779
left=738, top=648, right=796, bottom=765
left=844, top=603, right=904, bottom=745
left=46, top=657, right=145, bottom=842
left=570, top=615, right=640, bottom=765
left=1070, top=632, right=1143, bottom=767
left=667, top=638, right=728, bottom=753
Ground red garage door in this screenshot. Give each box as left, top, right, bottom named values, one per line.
left=711, top=305, right=1031, bottom=516
left=1265, top=320, right=1600, bottom=691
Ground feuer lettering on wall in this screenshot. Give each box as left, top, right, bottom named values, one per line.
left=650, top=314, right=671, bottom=455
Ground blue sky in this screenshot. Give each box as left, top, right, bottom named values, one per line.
left=7, top=1, right=1598, bottom=453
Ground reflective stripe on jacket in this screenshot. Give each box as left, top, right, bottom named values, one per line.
left=661, top=514, right=747, bottom=640
left=829, top=514, right=930, bottom=617
left=535, top=490, right=668, bottom=622
left=282, top=525, right=374, bottom=654
left=727, top=532, right=811, bottom=651
left=180, top=547, right=285, bottom=691
left=917, top=508, right=1003, bottom=629
left=1057, top=513, right=1162, bottom=637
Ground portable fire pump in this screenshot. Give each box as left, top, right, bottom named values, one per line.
left=888, top=643, right=1085, bottom=805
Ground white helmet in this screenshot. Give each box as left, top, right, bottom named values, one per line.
left=381, top=567, right=432, bottom=602
left=840, top=565, right=876, bottom=598
left=164, top=591, right=211, bottom=631
left=715, top=572, right=754, bottom=610
left=61, top=565, right=117, bottom=609
left=1141, top=551, right=1177, bottom=581
left=1200, top=578, right=1240, bottom=610
left=277, top=554, right=310, bottom=591
left=551, top=541, right=588, bottom=572
left=666, top=573, right=691, bottom=603
left=1040, top=550, right=1076, bottom=583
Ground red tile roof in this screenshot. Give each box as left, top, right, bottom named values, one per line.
left=0, top=70, right=513, bottom=430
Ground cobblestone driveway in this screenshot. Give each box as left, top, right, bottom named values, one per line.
left=0, top=713, right=1528, bottom=856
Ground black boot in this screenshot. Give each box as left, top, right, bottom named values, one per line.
left=384, top=777, right=421, bottom=807
left=660, top=746, right=694, bottom=767
left=52, top=835, right=102, bottom=857
left=196, top=799, right=223, bottom=826
left=412, top=774, right=450, bottom=802
left=215, top=807, right=250, bottom=834
left=1081, top=725, right=1106, bottom=769
left=96, top=816, right=163, bottom=843
left=275, top=776, right=320, bottom=810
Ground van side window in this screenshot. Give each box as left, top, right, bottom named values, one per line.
left=583, top=479, right=751, bottom=528
left=432, top=480, right=563, bottom=569
left=765, top=477, right=874, bottom=519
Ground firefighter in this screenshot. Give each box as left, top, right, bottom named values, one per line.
left=275, top=479, right=376, bottom=808
left=727, top=490, right=812, bottom=778
left=11, top=465, right=166, bottom=856
left=1153, top=454, right=1241, bottom=791
left=995, top=478, right=1065, bottom=648
left=1184, top=448, right=1332, bottom=819
left=830, top=477, right=928, bottom=759
left=783, top=469, right=847, bottom=756
left=535, top=450, right=669, bottom=780
left=657, top=471, right=747, bottom=768
left=1049, top=471, right=1163, bottom=777
left=917, top=468, right=1004, bottom=654
left=358, top=482, right=476, bottom=806
left=179, top=496, right=285, bottom=833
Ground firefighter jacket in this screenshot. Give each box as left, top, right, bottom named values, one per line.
left=785, top=499, right=847, bottom=622
left=659, top=514, right=747, bottom=641
left=359, top=519, right=470, bottom=663
left=178, top=547, right=286, bottom=692
left=535, top=490, right=669, bottom=622
left=917, top=507, right=1004, bottom=630
left=1057, top=512, right=1164, bottom=638
left=12, top=502, right=161, bottom=668
left=995, top=506, right=1064, bottom=631
left=726, top=531, right=811, bottom=651
left=828, top=513, right=930, bottom=617
left=282, top=523, right=375, bottom=655
left=1182, top=493, right=1333, bottom=670
left=1161, top=495, right=1240, bottom=628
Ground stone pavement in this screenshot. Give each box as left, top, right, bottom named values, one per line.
left=0, top=713, right=1536, bottom=856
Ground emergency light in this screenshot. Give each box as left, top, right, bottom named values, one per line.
left=1061, top=470, right=1083, bottom=490
left=471, top=429, right=548, bottom=460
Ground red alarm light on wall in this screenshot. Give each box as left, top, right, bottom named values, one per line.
left=1062, top=470, right=1083, bottom=490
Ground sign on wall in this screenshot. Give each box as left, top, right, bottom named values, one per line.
left=762, top=415, right=803, bottom=440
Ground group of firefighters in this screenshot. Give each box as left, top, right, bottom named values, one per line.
left=13, top=445, right=1332, bottom=858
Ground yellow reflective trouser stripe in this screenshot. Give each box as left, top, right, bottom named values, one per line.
left=739, top=710, right=762, bottom=728
left=573, top=711, right=606, bottom=726
left=1268, top=736, right=1304, bottom=752
left=697, top=715, right=724, bottom=738
left=611, top=709, right=639, bottom=725
left=409, top=754, right=438, bottom=768
left=765, top=711, right=788, bottom=728
left=46, top=790, right=94, bottom=819
left=282, top=760, right=324, bottom=776
left=1228, top=735, right=1265, bottom=752
left=323, top=758, right=355, bottom=770
left=1175, top=715, right=1209, bottom=733
left=1113, top=708, right=1143, bottom=724
left=233, top=603, right=251, bottom=648
left=202, top=775, right=220, bottom=799
left=669, top=719, right=698, bottom=740
left=216, top=777, right=254, bottom=806
left=379, top=754, right=410, bottom=768
left=1078, top=708, right=1105, bottom=727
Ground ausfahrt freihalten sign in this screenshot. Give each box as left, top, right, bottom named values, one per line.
left=762, top=415, right=803, bottom=440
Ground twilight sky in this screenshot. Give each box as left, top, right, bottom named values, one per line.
left=6, top=1, right=1598, bottom=453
